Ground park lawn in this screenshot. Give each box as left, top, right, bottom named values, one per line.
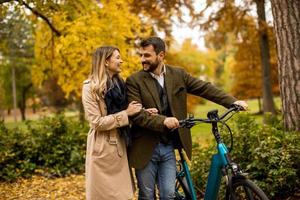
left=5, top=120, right=28, bottom=130
left=4, top=97, right=281, bottom=146
left=4, top=110, right=79, bottom=129
left=190, top=97, right=281, bottom=146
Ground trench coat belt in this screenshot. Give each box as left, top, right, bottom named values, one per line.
left=90, top=123, right=118, bottom=144
left=109, top=131, right=123, bottom=156
left=108, top=132, right=118, bottom=144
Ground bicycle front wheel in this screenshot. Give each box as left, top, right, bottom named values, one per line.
left=226, top=178, right=269, bottom=200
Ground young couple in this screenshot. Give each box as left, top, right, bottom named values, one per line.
left=82, top=36, right=248, bottom=200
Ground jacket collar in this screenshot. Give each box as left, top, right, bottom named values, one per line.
left=141, top=65, right=174, bottom=113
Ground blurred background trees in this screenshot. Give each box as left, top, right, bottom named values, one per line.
left=0, top=6, right=34, bottom=121
left=0, top=1, right=299, bottom=198
left=0, top=0, right=299, bottom=131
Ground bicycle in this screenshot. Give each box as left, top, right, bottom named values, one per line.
left=174, top=105, right=269, bottom=200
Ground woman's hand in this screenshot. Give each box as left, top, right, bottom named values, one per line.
left=144, top=108, right=158, bottom=115
left=126, top=101, right=142, bottom=116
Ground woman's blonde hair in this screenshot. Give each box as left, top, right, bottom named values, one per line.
left=89, top=46, right=120, bottom=97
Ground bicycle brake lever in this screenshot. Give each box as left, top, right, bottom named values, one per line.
left=185, top=119, right=195, bottom=129
left=178, top=119, right=194, bottom=129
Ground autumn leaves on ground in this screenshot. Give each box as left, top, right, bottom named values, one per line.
left=0, top=175, right=85, bottom=200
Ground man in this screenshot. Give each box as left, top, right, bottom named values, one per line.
left=126, top=36, right=247, bottom=200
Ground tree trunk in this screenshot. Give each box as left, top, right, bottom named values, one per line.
left=255, top=0, right=277, bottom=116
left=270, top=0, right=300, bottom=131
left=19, top=83, right=32, bottom=121
left=19, top=106, right=26, bottom=121
left=19, top=93, right=26, bottom=121
left=11, top=65, right=18, bottom=122
left=258, top=97, right=262, bottom=113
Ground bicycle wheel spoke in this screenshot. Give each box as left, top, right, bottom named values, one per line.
left=244, top=186, right=255, bottom=199
left=230, top=192, right=238, bottom=200
left=234, top=185, right=256, bottom=199
left=227, top=179, right=269, bottom=200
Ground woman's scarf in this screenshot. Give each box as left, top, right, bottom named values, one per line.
left=104, top=77, right=131, bottom=146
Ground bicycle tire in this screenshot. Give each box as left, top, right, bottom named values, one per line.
left=175, top=175, right=192, bottom=200
left=226, top=178, right=269, bottom=200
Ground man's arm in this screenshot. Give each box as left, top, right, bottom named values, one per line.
left=183, top=69, right=237, bottom=108
left=126, top=75, right=168, bottom=132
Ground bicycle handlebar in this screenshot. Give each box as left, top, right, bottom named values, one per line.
left=179, top=104, right=244, bottom=128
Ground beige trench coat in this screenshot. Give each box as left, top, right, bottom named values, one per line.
left=82, top=80, right=134, bottom=200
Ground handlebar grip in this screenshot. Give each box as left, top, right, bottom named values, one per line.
left=178, top=119, right=196, bottom=128
left=230, top=104, right=245, bottom=111
left=179, top=120, right=185, bottom=125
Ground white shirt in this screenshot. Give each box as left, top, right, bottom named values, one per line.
left=149, top=65, right=166, bottom=88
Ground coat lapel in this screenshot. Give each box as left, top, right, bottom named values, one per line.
left=142, top=72, right=162, bottom=111
left=164, top=66, right=174, bottom=113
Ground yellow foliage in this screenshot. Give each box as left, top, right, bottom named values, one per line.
left=230, top=17, right=279, bottom=99
left=32, top=0, right=151, bottom=99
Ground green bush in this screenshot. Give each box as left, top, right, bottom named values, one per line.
left=190, top=113, right=300, bottom=199
left=0, top=115, right=88, bottom=182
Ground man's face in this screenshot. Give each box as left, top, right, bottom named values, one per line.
left=140, top=45, right=163, bottom=72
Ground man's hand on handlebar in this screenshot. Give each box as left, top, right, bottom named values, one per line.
left=232, top=100, right=248, bottom=111
left=166, top=101, right=247, bottom=130
left=164, top=117, right=180, bottom=129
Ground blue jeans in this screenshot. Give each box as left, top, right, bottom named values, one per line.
left=136, top=142, right=176, bottom=200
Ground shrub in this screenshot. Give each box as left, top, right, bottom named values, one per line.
left=190, top=113, right=300, bottom=199
left=189, top=141, right=215, bottom=197
left=0, top=115, right=89, bottom=182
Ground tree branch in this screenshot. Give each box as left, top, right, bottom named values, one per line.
left=20, top=0, right=61, bottom=37
left=0, top=0, right=14, bottom=4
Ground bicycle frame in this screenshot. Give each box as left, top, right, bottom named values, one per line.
left=177, top=107, right=242, bottom=200
left=177, top=149, right=198, bottom=200
left=177, top=142, right=230, bottom=200
left=204, top=143, right=230, bottom=200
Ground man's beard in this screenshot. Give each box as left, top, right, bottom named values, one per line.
left=142, top=59, right=159, bottom=72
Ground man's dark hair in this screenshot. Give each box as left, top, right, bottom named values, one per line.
left=140, top=36, right=166, bottom=55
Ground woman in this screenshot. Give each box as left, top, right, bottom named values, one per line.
left=82, top=46, right=143, bottom=200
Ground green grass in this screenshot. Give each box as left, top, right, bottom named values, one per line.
left=4, top=110, right=79, bottom=129
left=5, top=121, right=26, bottom=129
left=190, top=102, right=226, bottom=145
left=190, top=97, right=282, bottom=145
left=4, top=97, right=281, bottom=145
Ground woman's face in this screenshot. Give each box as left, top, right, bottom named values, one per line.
left=106, top=50, right=123, bottom=77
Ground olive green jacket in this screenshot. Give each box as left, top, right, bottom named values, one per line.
left=126, top=65, right=236, bottom=169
